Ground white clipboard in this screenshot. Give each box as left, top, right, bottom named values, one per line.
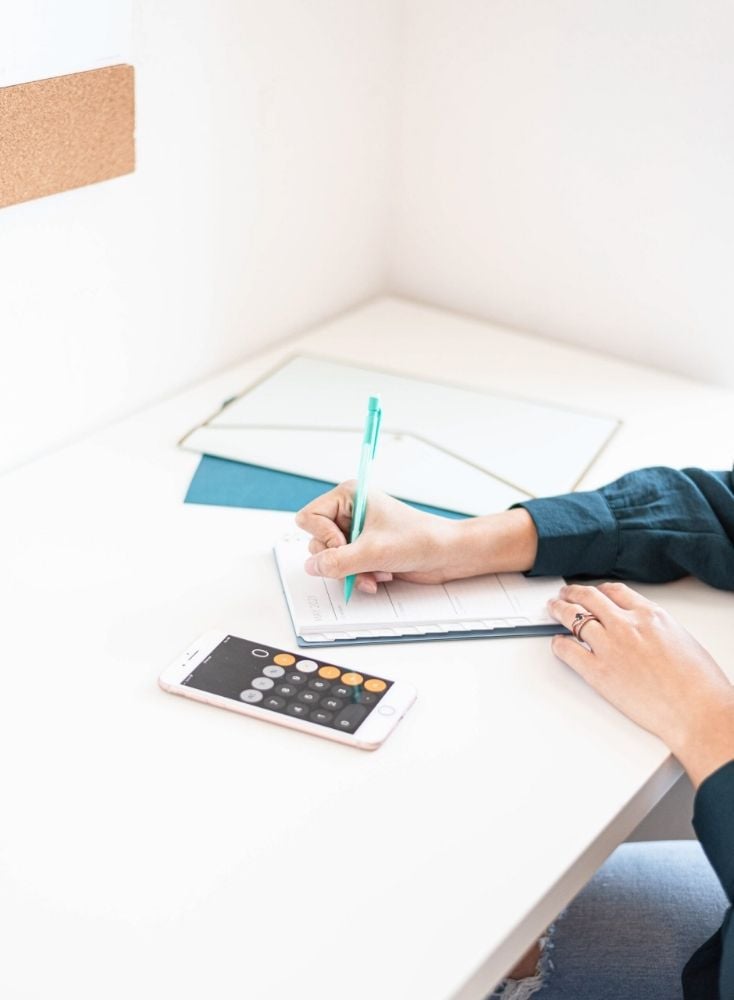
left=179, top=355, right=620, bottom=516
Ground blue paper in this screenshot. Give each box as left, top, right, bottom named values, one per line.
left=184, top=454, right=468, bottom=520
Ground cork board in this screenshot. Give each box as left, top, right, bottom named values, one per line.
left=0, top=64, right=134, bottom=209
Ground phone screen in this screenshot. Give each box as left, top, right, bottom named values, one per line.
left=182, top=635, right=395, bottom=735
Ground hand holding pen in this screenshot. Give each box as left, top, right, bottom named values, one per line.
left=296, top=485, right=538, bottom=592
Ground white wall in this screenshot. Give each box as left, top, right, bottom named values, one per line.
left=5, top=1, right=734, bottom=475
left=391, top=0, right=734, bottom=388
left=0, top=2, right=133, bottom=87
left=0, top=1, right=398, bottom=472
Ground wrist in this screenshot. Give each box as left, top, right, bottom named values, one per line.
left=670, top=691, right=734, bottom=789
left=441, top=508, right=538, bottom=579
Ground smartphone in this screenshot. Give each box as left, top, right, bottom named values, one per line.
left=159, top=631, right=417, bottom=750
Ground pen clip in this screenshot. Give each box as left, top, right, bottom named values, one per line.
left=372, top=402, right=382, bottom=457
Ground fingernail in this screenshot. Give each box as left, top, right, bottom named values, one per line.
left=358, top=580, right=377, bottom=594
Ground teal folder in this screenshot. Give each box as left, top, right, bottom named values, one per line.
left=184, top=454, right=469, bottom=519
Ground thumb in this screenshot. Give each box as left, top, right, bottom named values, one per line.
left=305, top=539, right=375, bottom=580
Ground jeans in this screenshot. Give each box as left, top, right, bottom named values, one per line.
left=493, top=841, right=728, bottom=1000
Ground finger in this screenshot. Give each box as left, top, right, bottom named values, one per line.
left=304, top=558, right=380, bottom=593
left=298, top=511, right=348, bottom=549
left=356, top=573, right=378, bottom=594
left=309, top=534, right=352, bottom=556
left=558, top=583, right=625, bottom=624
left=551, top=634, right=595, bottom=682
left=295, top=483, right=355, bottom=546
left=548, top=598, right=606, bottom=646
left=596, top=580, right=650, bottom=611
left=304, top=538, right=375, bottom=580
left=357, top=571, right=393, bottom=594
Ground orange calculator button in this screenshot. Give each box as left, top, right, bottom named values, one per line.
left=364, top=678, right=387, bottom=693
left=273, top=653, right=296, bottom=667
left=340, top=672, right=364, bottom=687
left=318, top=666, right=341, bottom=680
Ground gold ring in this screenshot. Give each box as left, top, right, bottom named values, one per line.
left=571, top=612, right=600, bottom=641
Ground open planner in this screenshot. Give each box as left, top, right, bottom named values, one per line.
left=274, top=534, right=566, bottom=647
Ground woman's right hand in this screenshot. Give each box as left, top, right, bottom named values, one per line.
left=294, top=481, right=538, bottom=594
left=549, top=582, right=734, bottom=787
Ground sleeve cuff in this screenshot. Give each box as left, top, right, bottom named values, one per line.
left=513, top=491, right=620, bottom=578
left=693, top=759, right=734, bottom=902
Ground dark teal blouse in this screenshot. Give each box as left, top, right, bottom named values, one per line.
left=518, top=466, right=734, bottom=999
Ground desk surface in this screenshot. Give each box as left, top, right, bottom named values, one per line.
left=2, top=298, right=733, bottom=1000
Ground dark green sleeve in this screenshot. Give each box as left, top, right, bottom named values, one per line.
left=513, top=466, right=734, bottom=590
left=693, top=762, right=734, bottom=904
left=682, top=760, right=734, bottom=997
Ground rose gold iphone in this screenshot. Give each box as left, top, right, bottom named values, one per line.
left=159, top=631, right=417, bottom=750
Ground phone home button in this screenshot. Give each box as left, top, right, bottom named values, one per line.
left=378, top=705, right=396, bottom=716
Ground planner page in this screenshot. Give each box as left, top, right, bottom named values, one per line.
left=274, top=534, right=564, bottom=642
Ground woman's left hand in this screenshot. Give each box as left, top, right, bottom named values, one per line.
left=548, top=582, right=734, bottom=786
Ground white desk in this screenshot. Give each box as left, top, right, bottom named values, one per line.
left=2, top=298, right=733, bottom=1000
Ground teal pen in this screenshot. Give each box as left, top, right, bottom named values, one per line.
left=344, top=394, right=382, bottom=603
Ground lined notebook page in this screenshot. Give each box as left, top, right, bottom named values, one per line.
left=274, top=534, right=563, bottom=641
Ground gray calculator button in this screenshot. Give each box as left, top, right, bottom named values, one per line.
left=263, top=695, right=286, bottom=711
left=309, top=678, right=330, bottom=691
left=355, top=692, right=378, bottom=706
left=310, top=709, right=333, bottom=725
left=296, top=659, right=318, bottom=673
left=240, top=689, right=263, bottom=704
left=287, top=673, right=306, bottom=685
left=276, top=684, right=295, bottom=697
left=322, top=697, right=343, bottom=712
left=333, top=703, right=368, bottom=732
left=262, top=665, right=285, bottom=679
left=298, top=690, right=319, bottom=705
left=332, top=685, right=350, bottom=698
left=251, top=676, right=275, bottom=691
left=286, top=702, right=309, bottom=717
